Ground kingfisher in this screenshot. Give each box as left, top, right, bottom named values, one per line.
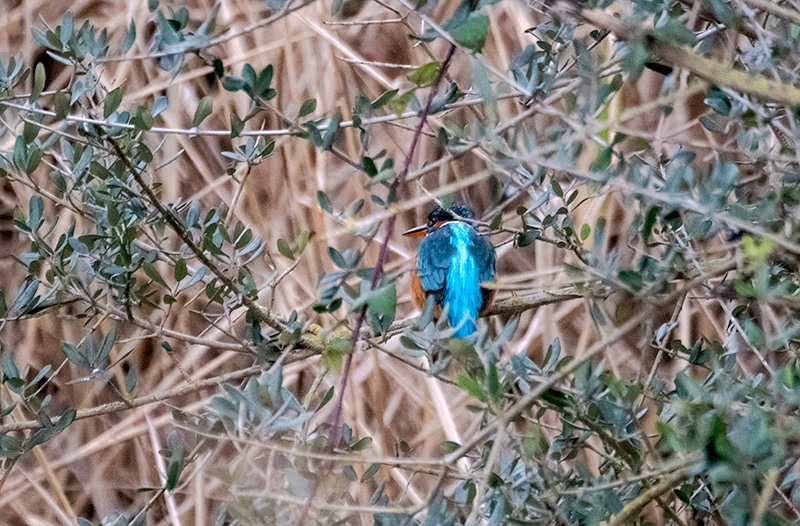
left=403, top=203, right=496, bottom=337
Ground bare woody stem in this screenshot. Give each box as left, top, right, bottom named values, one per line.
left=326, top=43, right=459, bottom=450
left=572, top=5, right=800, bottom=106
left=607, top=455, right=700, bottom=526
left=297, top=40, right=461, bottom=526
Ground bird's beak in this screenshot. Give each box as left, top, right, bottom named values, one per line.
left=402, top=224, right=428, bottom=237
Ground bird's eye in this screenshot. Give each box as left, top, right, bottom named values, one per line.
left=427, top=219, right=435, bottom=228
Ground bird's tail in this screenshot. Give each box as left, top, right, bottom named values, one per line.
left=450, top=311, right=477, bottom=337
left=445, top=284, right=482, bottom=337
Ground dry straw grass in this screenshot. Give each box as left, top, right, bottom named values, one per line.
left=0, top=0, right=778, bottom=523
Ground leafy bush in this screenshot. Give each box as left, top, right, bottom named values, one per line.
left=1, top=0, right=800, bottom=524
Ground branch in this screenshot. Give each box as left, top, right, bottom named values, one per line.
left=0, top=93, right=512, bottom=139
left=607, top=454, right=700, bottom=526
left=572, top=6, right=800, bottom=107
left=482, top=288, right=589, bottom=317
left=741, top=0, right=800, bottom=26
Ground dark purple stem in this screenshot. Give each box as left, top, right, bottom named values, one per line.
left=327, top=43, right=458, bottom=449
left=293, top=44, right=458, bottom=526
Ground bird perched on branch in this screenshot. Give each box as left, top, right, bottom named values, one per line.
left=403, top=203, right=496, bottom=337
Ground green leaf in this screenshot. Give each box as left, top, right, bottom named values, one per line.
left=212, top=58, right=224, bottom=78
left=22, top=121, right=39, bottom=144
left=107, top=202, right=121, bottom=226
left=254, top=65, right=275, bottom=99
left=277, top=238, right=295, bottom=260
left=192, top=96, right=213, bottom=127
left=387, top=91, right=414, bottom=116
left=360, top=463, right=380, bottom=483
left=653, top=17, right=697, bottom=47
left=54, top=90, right=70, bottom=120
left=317, top=191, right=333, bottom=213
left=242, top=64, right=257, bottom=93
left=97, top=326, right=116, bottom=366
left=125, top=367, right=138, bottom=397
left=704, top=86, right=731, bottom=116
left=166, top=459, right=182, bottom=490
left=707, top=414, right=736, bottom=464
left=408, top=61, right=441, bottom=86
left=132, top=105, right=154, bottom=131
left=457, top=371, right=486, bottom=402
left=371, top=89, right=398, bottom=109
left=321, top=112, right=341, bottom=151
left=342, top=465, right=357, bottom=482
left=350, top=436, right=372, bottom=452
left=628, top=137, right=650, bottom=152
left=13, top=136, right=27, bottom=170
left=259, top=139, right=275, bottom=158
left=363, top=156, right=377, bottom=177
left=328, top=247, right=346, bottom=268
left=46, top=30, right=63, bottom=52
left=28, top=195, right=44, bottom=232
left=619, top=269, right=643, bottom=292
left=230, top=112, right=244, bottom=138
left=60, top=12, right=74, bottom=47
left=143, top=262, right=168, bottom=288
left=297, top=230, right=310, bottom=254
left=317, top=386, right=334, bottom=410
left=54, top=408, right=76, bottom=432
left=367, top=283, right=396, bottom=318
left=580, top=223, right=590, bottom=240
left=590, top=146, right=613, bottom=172
left=449, top=11, right=489, bottom=53
left=103, top=86, right=123, bottom=118
left=439, top=440, right=461, bottom=453
left=299, top=98, right=317, bottom=117
left=706, top=0, right=738, bottom=26
left=622, top=41, right=648, bottom=79
left=25, top=148, right=42, bottom=174
left=551, top=179, right=563, bottom=198
left=486, top=360, right=499, bottom=400
left=121, top=20, right=136, bottom=54
left=643, top=205, right=660, bottom=245
left=222, top=76, right=245, bottom=92
left=31, top=63, right=45, bottom=103
left=174, top=259, right=188, bottom=281
left=62, top=342, right=88, bottom=368
left=233, top=223, right=253, bottom=249
left=152, top=96, right=169, bottom=117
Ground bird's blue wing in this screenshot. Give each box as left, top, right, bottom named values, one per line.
left=473, top=231, right=496, bottom=284
left=472, top=231, right=496, bottom=311
left=416, top=227, right=454, bottom=304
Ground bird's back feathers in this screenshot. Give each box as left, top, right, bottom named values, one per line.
left=415, top=221, right=496, bottom=336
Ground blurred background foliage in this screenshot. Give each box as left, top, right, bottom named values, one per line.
left=1, top=0, right=800, bottom=524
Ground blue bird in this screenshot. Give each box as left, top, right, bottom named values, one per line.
left=403, top=203, right=496, bottom=337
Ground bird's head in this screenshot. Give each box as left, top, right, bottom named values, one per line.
left=402, top=203, right=476, bottom=237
